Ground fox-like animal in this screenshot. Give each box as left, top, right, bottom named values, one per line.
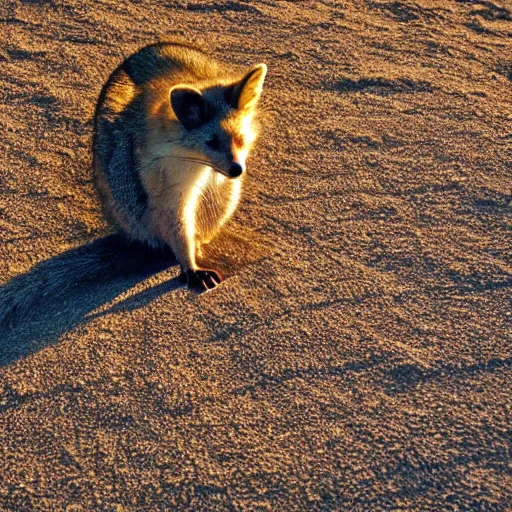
left=93, top=41, right=267, bottom=291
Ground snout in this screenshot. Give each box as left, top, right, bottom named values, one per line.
left=213, top=150, right=246, bottom=179
left=228, top=162, right=244, bottom=178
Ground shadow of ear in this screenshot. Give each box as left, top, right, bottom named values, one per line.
left=0, top=234, right=179, bottom=367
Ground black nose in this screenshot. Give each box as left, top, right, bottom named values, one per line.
left=229, top=163, right=243, bottom=178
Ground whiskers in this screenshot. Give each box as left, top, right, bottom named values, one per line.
left=161, top=155, right=224, bottom=174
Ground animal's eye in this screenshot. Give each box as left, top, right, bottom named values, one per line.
left=206, top=134, right=221, bottom=151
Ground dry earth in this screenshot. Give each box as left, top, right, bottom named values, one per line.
left=1, top=0, right=511, bottom=510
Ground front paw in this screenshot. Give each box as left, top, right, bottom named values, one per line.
left=185, top=268, right=223, bottom=292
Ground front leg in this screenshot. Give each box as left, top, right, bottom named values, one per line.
left=143, top=165, right=223, bottom=292
left=155, top=187, right=223, bottom=292
left=162, top=220, right=222, bottom=292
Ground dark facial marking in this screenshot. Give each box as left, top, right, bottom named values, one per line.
left=206, top=134, right=221, bottom=151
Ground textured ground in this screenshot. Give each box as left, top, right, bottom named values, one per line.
left=1, top=0, right=511, bottom=510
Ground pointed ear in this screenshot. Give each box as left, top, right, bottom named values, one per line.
left=170, top=85, right=207, bottom=130
left=228, top=63, right=267, bottom=110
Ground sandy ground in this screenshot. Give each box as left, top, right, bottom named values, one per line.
left=1, top=0, right=511, bottom=510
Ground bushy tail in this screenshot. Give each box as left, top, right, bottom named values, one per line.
left=0, top=234, right=175, bottom=330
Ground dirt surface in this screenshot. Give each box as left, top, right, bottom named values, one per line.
left=1, top=0, right=511, bottom=510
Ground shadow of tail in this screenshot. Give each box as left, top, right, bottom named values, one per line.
left=0, top=234, right=178, bottom=366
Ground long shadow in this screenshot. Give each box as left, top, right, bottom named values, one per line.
left=384, top=357, right=512, bottom=395
left=0, top=234, right=181, bottom=367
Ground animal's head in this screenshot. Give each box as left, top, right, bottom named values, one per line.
left=170, top=63, right=267, bottom=178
